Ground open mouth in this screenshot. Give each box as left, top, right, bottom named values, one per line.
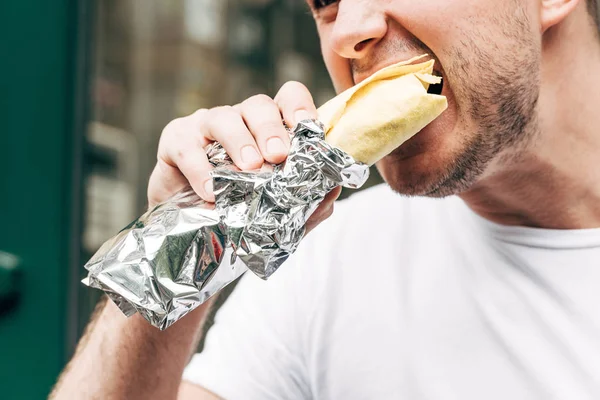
left=427, top=70, right=444, bottom=95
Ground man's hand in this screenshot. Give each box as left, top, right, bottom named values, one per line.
left=147, top=81, right=341, bottom=232
left=50, top=82, right=338, bottom=400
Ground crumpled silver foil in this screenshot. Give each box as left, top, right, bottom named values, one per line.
left=83, top=120, right=369, bottom=330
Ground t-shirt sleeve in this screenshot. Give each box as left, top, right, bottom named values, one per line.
left=181, top=251, right=316, bottom=400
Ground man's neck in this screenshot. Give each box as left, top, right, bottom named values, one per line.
left=461, top=10, right=600, bottom=230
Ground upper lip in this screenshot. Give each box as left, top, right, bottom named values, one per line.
left=353, top=54, right=437, bottom=85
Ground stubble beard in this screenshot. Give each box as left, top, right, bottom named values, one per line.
left=383, top=4, right=542, bottom=198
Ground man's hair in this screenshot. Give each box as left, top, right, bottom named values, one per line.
left=588, top=0, right=600, bottom=31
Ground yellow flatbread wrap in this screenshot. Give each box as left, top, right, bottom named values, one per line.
left=317, top=55, right=448, bottom=166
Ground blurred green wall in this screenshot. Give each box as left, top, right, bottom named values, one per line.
left=0, top=1, right=87, bottom=398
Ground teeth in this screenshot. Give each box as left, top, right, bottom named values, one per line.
left=427, top=71, right=444, bottom=95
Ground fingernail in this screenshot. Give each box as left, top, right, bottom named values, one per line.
left=240, top=145, right=262, bottom=165
left=294, top=109, right=313, bottom=125
left=266, top=137, right=287, bottom=155
left=204, top=179, right=213, bottom=197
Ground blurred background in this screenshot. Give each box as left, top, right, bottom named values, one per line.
left=0, top=0, right=381, bottom=398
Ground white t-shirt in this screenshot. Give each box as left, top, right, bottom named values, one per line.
left=183, top=184, right=600, bottom=400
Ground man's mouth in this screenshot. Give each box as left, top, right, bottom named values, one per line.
left=352, top=55, right=445, bottom=87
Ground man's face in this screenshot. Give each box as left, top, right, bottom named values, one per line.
left=308, top=0, right=542, bottom=197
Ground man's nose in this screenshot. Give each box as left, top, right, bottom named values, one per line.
left=330, top=3, right=387, bottom=59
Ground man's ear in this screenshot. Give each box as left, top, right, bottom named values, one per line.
left=540, top=0, right=581, bottom=32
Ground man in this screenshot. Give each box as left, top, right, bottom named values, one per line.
left=51, top=0, right=600, bottom=398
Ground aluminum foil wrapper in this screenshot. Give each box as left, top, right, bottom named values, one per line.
left=83, top=120, right=369, bottom=330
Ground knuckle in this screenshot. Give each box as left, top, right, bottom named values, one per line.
left=206, top=105, right=237, bottom=127
left=161, top=117, right=184, bottom=137
left=191, top=108, right=208, bottom=119
left=175, top=147, right=186, bottom=163
left=159, top=138, right=186, bottom=165
left=175, top=148, right=192, bottom=167
left=243, top=93, right=273, bottom=107
left=256, top=118, right=285, bottom=134
left=158, top=129, right=184, bottom=158
left=280, top=80, right=306, bottom=93
left=210, top=105, right=236, bottom=116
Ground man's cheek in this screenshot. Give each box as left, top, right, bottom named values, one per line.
left=320, top=41, right=354, bottom=93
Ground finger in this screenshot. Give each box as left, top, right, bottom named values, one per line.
left=305, top=186, right=342, bottom=235
left=158, top=120, right=216, bottom=202
left=274, top=81, right=318, bottom=129
left=201, top=106, right=264, bottom=171
left=167, top=140, right=215, bottom=202
left=239, top=94, right=291, bottom=164
left=149, top=115, right=210, bottom=207
left=176, top=146, right=215, bottom=203
left=147, top=159, right=189, bottom=209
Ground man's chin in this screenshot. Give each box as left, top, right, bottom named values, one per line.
left=375, top=148, right=469, bottom=198
left=375, top=157, right=448, bottom=197
left=374, top=119, right=488, bottom=198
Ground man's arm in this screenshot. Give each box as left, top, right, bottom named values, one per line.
left=50, top=296, right=217, bottom=400
left=50, top=82, right=332, bottom=399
